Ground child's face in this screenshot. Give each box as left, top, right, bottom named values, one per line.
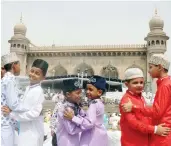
left=125, top=77, right=144, bottom=95
left=29, top=67, right=44, bottom=85
left=67, top=89, right=82, bottom=104
left=148, top=64, right=161, bottom=78
left=13, top=62, right=20, bottom=76
left=1, top=67, right=6, bottom=78
left=86, top=84, right=103, bottom=99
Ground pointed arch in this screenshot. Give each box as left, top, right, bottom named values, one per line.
left=101, top=64, right=118, bottom=79
left=53, top=64, right=68, bottom=76
left=74, top=62, right=94, bottom=76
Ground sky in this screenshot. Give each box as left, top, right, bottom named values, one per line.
left=1, top=1, right=171, bottom=74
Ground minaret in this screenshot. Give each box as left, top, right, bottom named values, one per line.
left=8, top=14, right=30, bottom=76
left=144, top=9, right=169, bottom=93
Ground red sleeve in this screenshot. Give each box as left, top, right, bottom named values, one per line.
left=120, top=97, right=154, bottom=134
left=133, top=85, right=170, bottom=119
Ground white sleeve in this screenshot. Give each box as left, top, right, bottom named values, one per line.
left=6, top=80, right=19, bottom=110
left=6, top=80, right=29, bottom=112
left=10, top=91, right=44, bottom=122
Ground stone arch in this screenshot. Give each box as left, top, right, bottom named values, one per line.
left=74, top=62, right=94, bottom=76
left=17, top=44, right=20, bottom=48
left=21, top=44, right=25, bottom=49
left=161, top=40, right=164, bottom=45
left=151, top=40, right=155, bottom=45
left=101, top=64, right=118, bottom=79
left=156, top=40, right=160, bottom=45
left=53, top=64, right=68, bottom=76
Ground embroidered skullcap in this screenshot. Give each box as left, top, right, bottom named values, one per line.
left=1, top=52, right=19, bottom=66
left=149, top=54, right=170, bottom=70
left=124, top=68, right=144, bottom=80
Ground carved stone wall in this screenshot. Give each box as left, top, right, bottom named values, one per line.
left=27, top=51, right=147, bottom=80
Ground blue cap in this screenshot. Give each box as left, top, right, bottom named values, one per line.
left=88, top=75, right=106, bottom=91
left=63, top=78, right=82, bottom=93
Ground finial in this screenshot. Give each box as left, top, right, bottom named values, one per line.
left=20, top=12, right=23, bottom=23
left=155, top=8, right=157, bottom=16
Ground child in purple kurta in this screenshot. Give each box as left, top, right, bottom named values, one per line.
left=56, top=78, right=86, bottom=146
left=64, top=75, right=108, bottom=146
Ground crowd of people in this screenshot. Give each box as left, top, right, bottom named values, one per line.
left=1, top=52, right=171, bottom=146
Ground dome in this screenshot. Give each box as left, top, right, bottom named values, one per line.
left=11, top=34, right=26, bottom=40
left=14, top=23, right=27, bottom=36
left=149, top=12, right=164, bottom=31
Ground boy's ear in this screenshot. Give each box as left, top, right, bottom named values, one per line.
left=125, top=82, right=129, bottom=87
left=97, top=89, right=103, bottom=96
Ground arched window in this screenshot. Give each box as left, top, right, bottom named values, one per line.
left=25, top=46, right=27, bottom=50
left=151, top=40, right=155, bottom=45
left=22, top=44, right=24, bottom=49
left=156, top=40, right=160, bottom=45
left=17, top=44, right=20, bottom=48
left=13, top=44, right=16, bottom=47
left=148, top=41, right=150, bottom=46
left=53, top=64, right=68, bottom=76
left=161, top=40, right=164, bottom=45
left=74, top=62, right=94, bottom=76
left=101, top=64, right=118, bottom=79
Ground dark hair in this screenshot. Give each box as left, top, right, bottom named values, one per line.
left=155, top=65, right=168, bottom=73
left=123, top=79, right=132, bottom=83
left=4, top=61, right=19, bottom=72
left=164, top=68, right=168, bottom=73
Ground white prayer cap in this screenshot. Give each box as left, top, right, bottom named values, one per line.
left=1, top=52, right=19, bottom=66
left=124, top=68, right=144, bottom=80
left=149, top=54, right=170, bottom=70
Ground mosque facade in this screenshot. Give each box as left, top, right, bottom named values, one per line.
left=9, top=10, right=169, bottom=92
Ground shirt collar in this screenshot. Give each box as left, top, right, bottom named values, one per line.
left=4, top=72, right=14, bottom=77
left=64, top=100, right=77, bottom=108
left=127, top=90, right=142, bottom=98
left=156, top=76, right=170, bottom=86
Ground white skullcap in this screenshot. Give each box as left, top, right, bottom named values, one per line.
left=1, top=52, right=19, bottom=66
left=124, top=68, right=144, bottom=80
left=149, top=54, right=170, bottom=70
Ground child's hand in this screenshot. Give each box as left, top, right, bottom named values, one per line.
left=121, top=98, right=133, bottom=112
left=1, top=106, right=12, bottom=115
left=63, top=108, right=74, bottom=120
left=156, top=123, right=171, bottom=136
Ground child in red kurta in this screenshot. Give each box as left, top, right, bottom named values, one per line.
left=120, top=67, right=170, bottom=146
left=122, top=54, right=171, bottom=146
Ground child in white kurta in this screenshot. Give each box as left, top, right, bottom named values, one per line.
left=3, top=59, right=49, bottom=146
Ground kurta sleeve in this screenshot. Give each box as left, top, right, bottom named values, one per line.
left=132, top=85, right=170, bottom=119
left=58, top=111, right=83, bottom=135
left=6, top=80, right=19, bottom=110
left=120, top=97, right=155, bottom=134
left=71, top=103, right=97, bottom=130
left=10, top=91, right=44, bottom=122
left=6, top=80, right=28, bottom=112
